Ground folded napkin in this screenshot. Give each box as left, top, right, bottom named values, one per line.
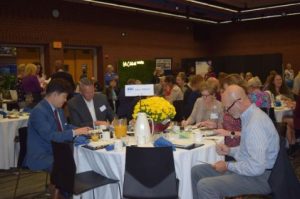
left=0, top=111, right=7, bottom=118
left=153, top=136, right=175, bottom=151
left=74, top=135, right=90, bottom=146
left=105, top=144, right=115, bottom=151
left=105, top=142, right=126, bottom=151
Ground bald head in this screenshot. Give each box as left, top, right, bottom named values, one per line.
left=222, top=85, right=251, bottom=118
left=223, top=85, right=247, bottom=101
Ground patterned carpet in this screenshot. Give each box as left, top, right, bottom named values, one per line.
left=0, top=150, right=299, bottom=199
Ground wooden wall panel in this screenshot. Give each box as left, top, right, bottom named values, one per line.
left=0, top=0, right=204, bottom=83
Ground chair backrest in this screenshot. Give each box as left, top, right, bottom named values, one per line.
left=268, top=137, right=300, bottom=199
left=123, top=146, right=178, bottom=199
left=173, top=100, right=184, bottom=122
left=50, top=142, right=76, bottom=194
left=274, top=122, right=287, bottom=137
left=17, top=127, right=28, bottom=168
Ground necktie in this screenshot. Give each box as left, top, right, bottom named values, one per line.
left=54, top=109, right=63, bottom=132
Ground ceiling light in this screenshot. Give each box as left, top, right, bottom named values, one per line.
left=219, top=12, right=300, bottom=23
left=189, top=17, right=218, bottom=24
left=241, top=2, right=300, bottom=13
left=78, top=0, right=218, bottom=24
left=240, top=14, right=283, bottom=22
left=219, top=20, right=231, bottom=24
left=185, top=0, right=238, bottom=13
left=82, top=0, right=186, bottom=19
left=287, top=12, right=300, bottom=16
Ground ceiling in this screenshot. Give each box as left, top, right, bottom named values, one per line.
left=67, top=0, right=300, bottom=24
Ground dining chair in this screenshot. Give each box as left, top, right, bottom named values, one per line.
left=13, top=127, right=49, bottom=199
left=123, top=146, right=178, bottom=199
left=268, top=136, right=300, bottom=199
left=51, top=141, right=121, bottom=199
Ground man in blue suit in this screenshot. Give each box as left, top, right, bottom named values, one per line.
left=26, top=78, right=90, bottom=172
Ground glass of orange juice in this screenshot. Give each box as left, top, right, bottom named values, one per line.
left=113, top=118, right=127, bottom=139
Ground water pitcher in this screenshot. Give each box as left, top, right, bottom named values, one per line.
left=134, top=112, right=153, bottom=145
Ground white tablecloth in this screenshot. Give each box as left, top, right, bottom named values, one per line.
left=274, top=107, right=293, bottom=122
left=0, top=116, right=29, bottom=170
left=74, top=136, right=224, bottom=199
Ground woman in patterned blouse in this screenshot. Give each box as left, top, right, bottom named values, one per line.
left=247, top=76, right=271, bottom=109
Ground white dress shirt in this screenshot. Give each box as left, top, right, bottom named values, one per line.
left=83, top=98, right=97, bottom=122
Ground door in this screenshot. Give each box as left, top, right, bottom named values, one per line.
left=63, top=48, right=95, bottom=83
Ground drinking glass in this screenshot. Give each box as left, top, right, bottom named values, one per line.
left=113, top=118, right=127, bottom=139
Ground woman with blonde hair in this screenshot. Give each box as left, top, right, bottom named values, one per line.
left=181, top=81, right=223, bottom=128
left=22, top=63, right=43, bottom=105
left=247, top=76, right=271, bottom=108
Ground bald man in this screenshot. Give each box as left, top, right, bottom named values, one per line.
left=191, top=85, right=279, bottom=199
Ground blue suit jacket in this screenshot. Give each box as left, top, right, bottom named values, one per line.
left=26, top=99, right=74, bottom=171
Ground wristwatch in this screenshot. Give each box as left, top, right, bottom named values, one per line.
left=230, top=131, right=235, bottom=139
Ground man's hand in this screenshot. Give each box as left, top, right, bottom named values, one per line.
left=74, top=127, right=92, bottom=136
left=216, top=144, right=230, bottom=155
left=214, top=129, right=230, bottom=136
left=212, top=161, right=227, bottom=173
left=94, top=120, right=109, bottom=126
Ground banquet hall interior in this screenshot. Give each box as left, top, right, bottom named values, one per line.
left=1, top=0, right=300, bottom=199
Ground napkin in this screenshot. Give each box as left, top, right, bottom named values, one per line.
left=0, top=111, right=7, bottom=118
left=105, top=144, right=115, bottom=151
left=105, top=142, right=126, bottom=151
left=74, top=135, right=90, bottom=146
left=153, top=136, right=175, bottom=151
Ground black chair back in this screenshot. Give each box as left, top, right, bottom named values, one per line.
left=17, top=127, right=28, bottom=168
left=173, top=100, right=184, bottom=122
left=50, top=142, right=76, bottom=194
left=123, top=146, right=178, bottom=199
left=274, top=122, right=287, bottom=137
left=268, top=137, right=300, bottom=199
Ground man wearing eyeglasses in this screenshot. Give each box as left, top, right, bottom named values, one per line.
left=191, top=85, right=279, bottom=199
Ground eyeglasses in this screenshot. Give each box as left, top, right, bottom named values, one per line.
left=225, top=98, right=241, bottom=113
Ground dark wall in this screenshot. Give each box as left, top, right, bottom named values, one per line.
left=182, top=53, right=282, bottom=82
left=194, top=15, right=300, bottom=73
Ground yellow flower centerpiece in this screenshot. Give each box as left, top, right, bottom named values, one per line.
left=132, top=96, right=176, bottom=133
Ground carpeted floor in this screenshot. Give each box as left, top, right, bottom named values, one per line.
left=0, top=150, right=299, bottom=199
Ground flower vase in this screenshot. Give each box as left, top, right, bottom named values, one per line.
left=150, top=122, right=170, bottom=134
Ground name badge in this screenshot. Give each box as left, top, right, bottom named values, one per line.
left=100, top=105, right=107, bottom=112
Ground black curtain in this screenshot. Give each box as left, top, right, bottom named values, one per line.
left=182, top=53, right=282, bottom=82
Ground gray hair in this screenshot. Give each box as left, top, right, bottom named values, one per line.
left=79, top=78, right=94, bottom=87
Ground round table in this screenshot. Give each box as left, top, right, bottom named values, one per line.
left=274, top=106, right=293, bottom=122
left=0, top=116, right=29, bottom=169
left=74, top=135, right=224, bottom=199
